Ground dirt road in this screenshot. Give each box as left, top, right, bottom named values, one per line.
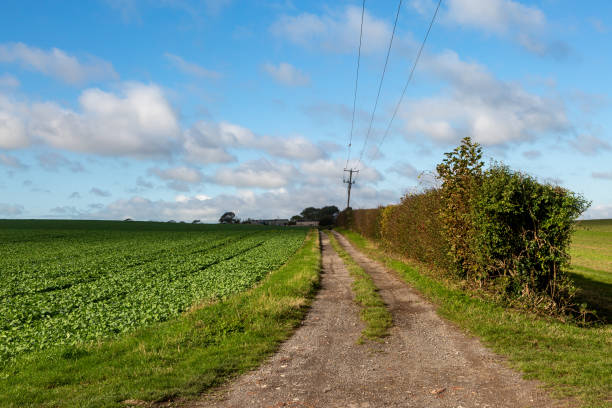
left=189, top=231, right=563, bottom=408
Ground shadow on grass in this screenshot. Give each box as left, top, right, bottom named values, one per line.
left=568, top=269, right=612, bottom=323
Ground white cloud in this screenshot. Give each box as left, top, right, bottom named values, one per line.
left=3, top=88, right=325, bottom=163
left=213, top=159, right=295, bottom=188
left=444, top=0, right=545, bottom=34
left=0, top=42, right=118, bottom=84
left=90, top=195, right=222, bottom=222
left=202, top=0, right=232, bottom=15
left=270, top=5, right=392, bottom=54
left=90, top=187, right=111, bottom=197
left=106, top=0, right=233, bottom=22
left=516, top=35, right=570, bottom=60
left=0, top=94, right=29, bottom=149
left=263, top=62, right=310, bottom=86
left=0, top=203, right=24, bottom=216
left=300, top=158, right=382, bottom=185
left=175, top=194, right=189, bottom=203
left=84, top=180, right=398, bottom=222
left=256, top=134, right=324, bottom=161
left=176, top=193, right=211, bottom=203
left=581, top=204, right=612, bottom=220
left=136, top=177, right=153, bottom=189
left=37, top=152, right=84, bottom=172
left=164, top=53, right=221, bottom=79
left=522, top=150, right=541, bottom=160
left=0, top=153, right=27, bottom=169
left=400, top=50, right=569, bottom=145
left=149, top=166, right=204, bottom=192
left=433, top=0, right=569, bottom=59
left=570, top=90, right=609, bottom=114
left=0, top=73, right=19, bottom=89
left=183, top=120, right=326, bottom=163
left=1, top=82, right=181, bottom=157
left=570, top=134, right=611, bottom=155
left=388, top=162, right=419, bottom=179
left=592, top=172, right=612, bottom=180
left=182, top=121, right=252, bottom=164
left=182, top=124, right=236, bottom=164
left=150, top=166, right=203, bottom=183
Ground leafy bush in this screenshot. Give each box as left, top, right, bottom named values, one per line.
left=472, top=164, right=590, bottom=312
left=338, top=138, right=590, bottom=315
left=436, top=137, right=484, bottom=278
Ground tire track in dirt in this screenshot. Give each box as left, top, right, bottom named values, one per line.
left=187, top=231, right=566, bottom=407
left=332, top=231, right=567, bottom=408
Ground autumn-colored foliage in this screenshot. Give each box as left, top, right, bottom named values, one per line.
left=337, top=138, right=589, bottom=315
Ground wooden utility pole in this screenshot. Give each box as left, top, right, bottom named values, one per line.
left=343, top=168, right=358, bottom=209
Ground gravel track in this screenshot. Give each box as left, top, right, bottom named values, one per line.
left=187, top=231, right=566, bottom=408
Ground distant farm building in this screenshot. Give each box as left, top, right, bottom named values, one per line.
left=252, top=219, right=289, bottom=226
left=296, top=220, right=319, bottom=227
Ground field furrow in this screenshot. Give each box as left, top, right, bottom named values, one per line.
left=0, top=221, right=308, bottom=363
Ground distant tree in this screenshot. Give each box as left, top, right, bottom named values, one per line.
left=296, top=206, right=340, bottom=222
left=219, top=211, right=237, bottom=224
left=320, top=205, right=340, bottom=218
left=123, top=218, right=133, bottom=222
left=300, top=207, right=319, bottom=220
left=192, top=219, right=201, bottom=224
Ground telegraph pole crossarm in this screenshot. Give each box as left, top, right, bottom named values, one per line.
left=343, top=168, right=359, bottom=209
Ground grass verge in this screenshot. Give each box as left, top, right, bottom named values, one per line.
left=327, top=232, right=391, bottom=342
left=337, top=228, right=611, bottom=408
left=0, top=230, right=321, bottom=408
left=570, top=219, right=612, bottom=322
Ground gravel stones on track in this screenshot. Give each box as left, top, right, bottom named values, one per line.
left=188, top=231, right=563, bottom=408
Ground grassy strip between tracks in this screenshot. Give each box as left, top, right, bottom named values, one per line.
left=336, top=228, right=611, bottom=408
left=327, top=232, right=391, bottom=342
left=0, top=229, right=321, bottom=408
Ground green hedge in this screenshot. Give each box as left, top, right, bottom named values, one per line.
left=338, top=138, right=589, bottom=315
left=472, top=164, right=588, bottom=312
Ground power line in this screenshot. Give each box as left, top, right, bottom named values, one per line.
left=371, top=0, right=442, bottom=162
left=356, top=0, right=403, bottom=168
left=345, top=0, right=366, bottom=170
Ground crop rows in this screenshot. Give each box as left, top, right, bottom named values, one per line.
left=0, top=222, right=307, bottom=362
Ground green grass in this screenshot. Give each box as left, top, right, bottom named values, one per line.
left=571, top=219, right=612, bottom=321
left=337, top=228, right=611, bottom=408
left=327, top=232, right=391, bottom=342
left=0, top=229, right=321, bottom=407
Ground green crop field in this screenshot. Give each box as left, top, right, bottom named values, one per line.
left=0, top=220, right=308, bottom=364
left=571, top=219, right=612, bottom=321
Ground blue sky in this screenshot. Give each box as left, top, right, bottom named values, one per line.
left=0, top=0, right=611, bottom=222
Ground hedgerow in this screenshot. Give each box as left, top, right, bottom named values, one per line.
left=338, top=138, right=589, bottom=316
left=472, top=164, right=589, bottom=313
